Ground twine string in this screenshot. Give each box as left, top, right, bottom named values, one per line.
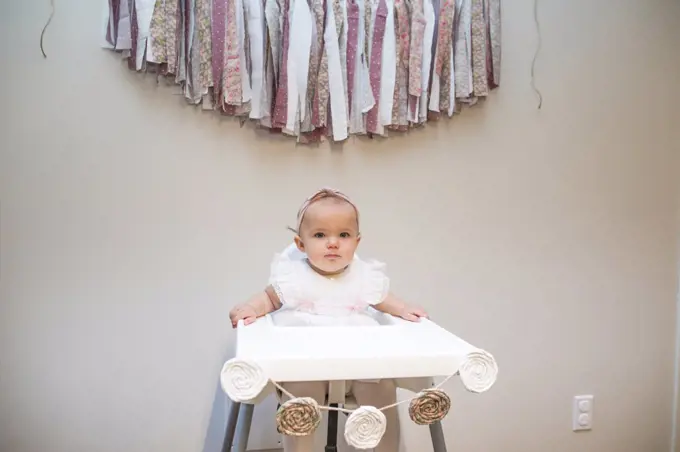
left=271, top=373, right=456, bottom=413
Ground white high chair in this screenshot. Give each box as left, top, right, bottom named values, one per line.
left=220, top=310, right=497, bottom=452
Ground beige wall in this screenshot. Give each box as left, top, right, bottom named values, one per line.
left=1, top=0, right=680, bottom=452
left=676, top=177, right=680, bottom=452
left=677, top=328, right=680, bottom=452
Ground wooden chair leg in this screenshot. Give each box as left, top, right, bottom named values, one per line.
left=325, top=403, right=339, bottom=452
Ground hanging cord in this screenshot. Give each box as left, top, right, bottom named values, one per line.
left=530, top=0, right=543, bottom=109
left=40, top=0, right=56, bottom=58
left=377, top=373, right=456, bottom=412
left=272, top=373, right=457, bottom=414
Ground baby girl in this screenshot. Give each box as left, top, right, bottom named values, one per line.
left=229, top=188, right=427, bottom=452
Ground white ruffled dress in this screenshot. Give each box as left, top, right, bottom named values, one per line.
left=269, top=243, right=389, bottom=327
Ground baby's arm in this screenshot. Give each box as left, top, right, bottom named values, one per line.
left=374, top=292, right=428, bottom=322
left=229, top=286, right=282, bottom=328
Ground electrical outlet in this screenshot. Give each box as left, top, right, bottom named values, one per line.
left=572, top=395, right=593, bottom=431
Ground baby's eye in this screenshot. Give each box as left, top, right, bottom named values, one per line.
left=313, top=232, right=325, bottom=238
left=340, top=232, right=351, bottom=238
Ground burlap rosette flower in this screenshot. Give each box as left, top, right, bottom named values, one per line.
left=458, top=349, right=498, bottom=393
left=408, top=389, right=451, bottom=425
left=344, top=406, right=387, bottom=450
left=276, top=397, right=322, bottom=436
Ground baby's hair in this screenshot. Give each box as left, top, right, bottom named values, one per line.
left=289, top=188, right=360, bottom=235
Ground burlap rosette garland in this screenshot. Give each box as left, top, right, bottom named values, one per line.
left=220, top=358, right=269, bottom=402
left=219, top=346, right=499, bottom=449
left=276, top=397, right=322, bottom=436
left=343, top=406, right=387, bottom=449
left=458, top=349, right=498, bottom=393
left=408, top=389, right=451, bottom=425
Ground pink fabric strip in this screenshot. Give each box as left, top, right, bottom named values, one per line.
left=128, top=0, right=138, bottom=70
left=106, top=0, right=121, bottom=47
left=345, top=0, right=360, bottom=115
left=183, top=0, right=192, bottom=81
left=365, top=0, right=388, bottom=133
left=391, top=0, right=410, bottom=127
left=311, top=0, right=327, bottom=127
left=211, top=0, right=227, bottom=104
left=408, top=0, right=426, bottom=119
left=164, top=0, right=181, bottom=75
left=408, top=8, right=425, bottom=96
left=435, top=0, right=454, bottom=75
left=272, top=0, right=291, bottom=128
left=396, top=0, right=410, bottom=64
left=224, top=0, right=242, bottom=105
left=484, top=0, right=496, bottom=88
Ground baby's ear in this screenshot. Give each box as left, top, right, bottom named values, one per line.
left=294, top=235, right=304, bottom=251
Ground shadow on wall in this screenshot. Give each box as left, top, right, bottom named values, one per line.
left=201, top=343, right=233, bottom=452
left=200, top=348, right=282, bottom=452
left=201, top=375, right=229, bottom=452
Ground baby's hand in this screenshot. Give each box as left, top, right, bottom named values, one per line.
left=229, top=304, right=258, bottom=328
left=398, top=305, right=428, bottom=322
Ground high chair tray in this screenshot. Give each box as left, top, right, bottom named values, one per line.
left=235, top=311, right=479, bottom=383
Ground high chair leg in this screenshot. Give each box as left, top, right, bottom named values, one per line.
left=429, top=421, right=448, bottom=452
left=325, top=404, right=339, bottom=452
left=232, top=403, right=255, bottom=452
left=221, top=401, right=241, bottom=452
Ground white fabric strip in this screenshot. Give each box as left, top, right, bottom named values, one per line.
left=117, top=0, right=132, bottom=50
left=325, top=0, right=349, bottom=141
left=101, top=0, right=115, bottom=49
left=133, top=0, right=155, bottom=69
left=454, top=0, right=472, bottom=99
left=447, top=43, right=455, bottom=116
left=359, top=0, right=375, bottom=117
left=285, top=0, right=313, bottom=131
left=236, top=0, right=252, bottom=103
left=429, top=74, right=440, bottom=112
left=419, top=0, right=435, bottom=122
left=265, top=0, right=281, bottom=81
left=340, top=0, right=349, bottom=120
left=349, top=0, right=368, bottom=133
left=379, top=0, right=396, bottom=127
left=246, top=0, right=266, bottom=118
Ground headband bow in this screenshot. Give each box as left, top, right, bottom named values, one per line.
left=294, top=188, right=360, bottom=233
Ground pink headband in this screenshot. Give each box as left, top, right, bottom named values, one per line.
left=294, top=188, right=360, bottom=233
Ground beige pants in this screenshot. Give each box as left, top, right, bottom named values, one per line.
left=281, top=380, right=401, bottom=452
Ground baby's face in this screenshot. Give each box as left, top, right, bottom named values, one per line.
left=295, top=199, right=360, bottom=274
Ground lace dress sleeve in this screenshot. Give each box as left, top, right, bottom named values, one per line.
left=360, top=259, right=390, bottom=305
left=268, top=250, right=304, bottom=306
